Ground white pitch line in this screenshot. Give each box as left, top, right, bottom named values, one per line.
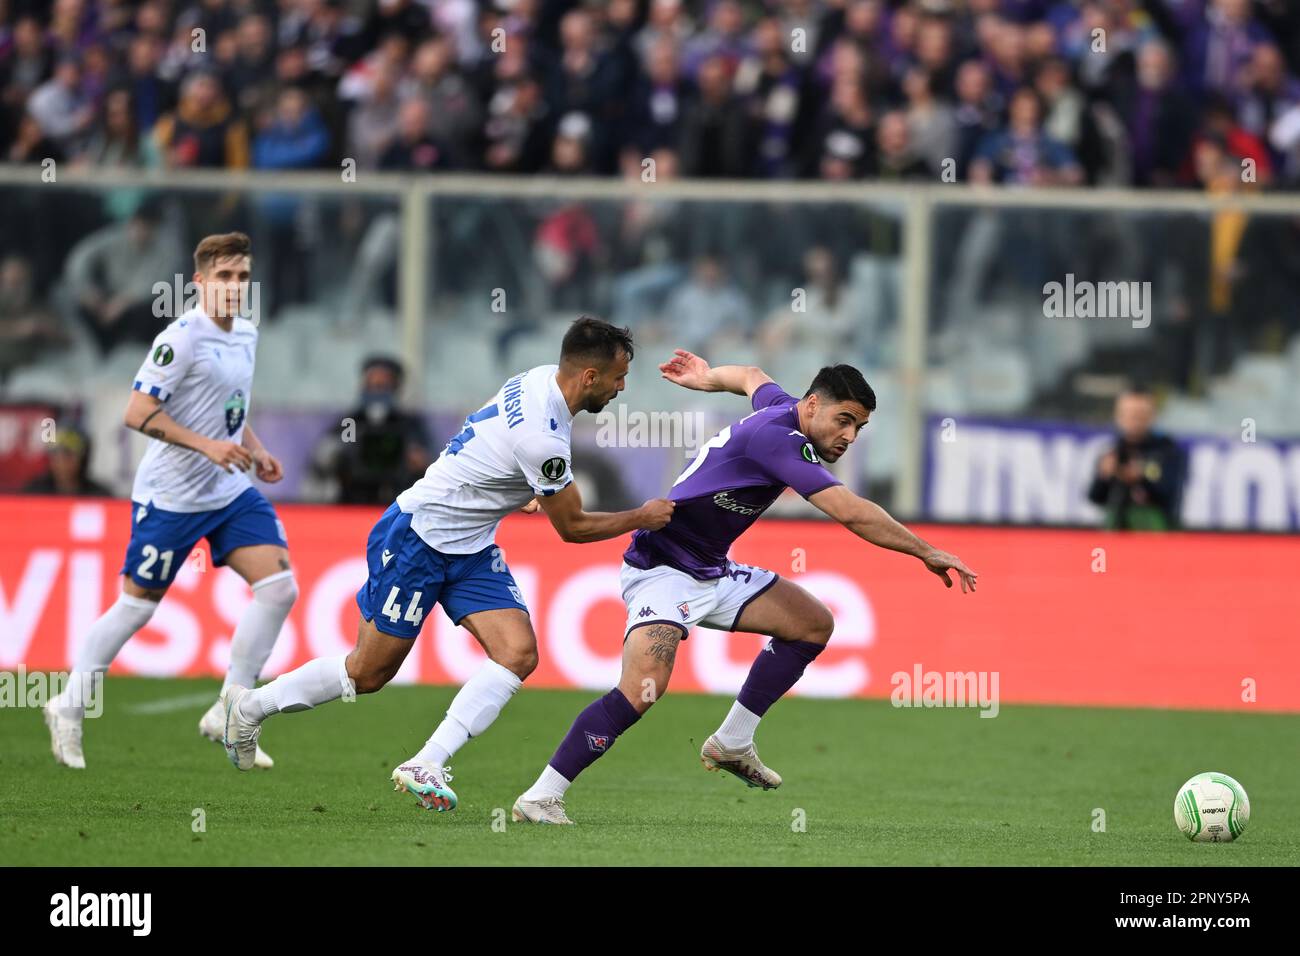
left=126, top=691, right=217, bottom=715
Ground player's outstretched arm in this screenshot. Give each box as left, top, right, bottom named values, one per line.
left=536, top=482, right=674, bottom=544
left=124, top=390, right=253, bottom=474
left=809, top=484, right=978, bottom=592
left=659, top=349, right=773, bottom=397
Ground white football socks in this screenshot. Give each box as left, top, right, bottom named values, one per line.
left=522, top=765, right=572, bottom=802
left=413, top=659, right=522, bottom=766
left=223, top=571, right=298, bottom=692
left=241, top=653, right=351, bottom=721
left=715, top=701, right=761, bottom=749
left=53, top=593, right=159, bottom=718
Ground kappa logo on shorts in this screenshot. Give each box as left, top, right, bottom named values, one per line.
left=585, top=732, right=610, bottom=753
left=677, top=602, right=690, bottom=620
left=637, top=606, right=655, bottom=618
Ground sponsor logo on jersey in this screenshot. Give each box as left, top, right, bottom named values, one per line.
left=541, top=457, right=567, bottom=481
left=224, top=389, right=246, bottom=435
left=152, top=344, right=174, bottom=366
left=801, top=441, right=819, bottom=463
left=712, top=491, right=766, bottom=516
left=585, top=732, right=610, bottom=753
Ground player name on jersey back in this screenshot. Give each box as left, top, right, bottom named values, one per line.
left=396, top=364, right=575, bottom=554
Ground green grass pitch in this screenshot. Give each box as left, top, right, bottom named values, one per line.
left=3, top=677, right=1297, bottom=866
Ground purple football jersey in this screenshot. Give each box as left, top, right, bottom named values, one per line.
left=623, top=382, right=842, bottom=580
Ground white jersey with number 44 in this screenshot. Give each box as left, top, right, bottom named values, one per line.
left=131, top=307, right=257, bottom=513
left=397, top=364, right=574, bottom=554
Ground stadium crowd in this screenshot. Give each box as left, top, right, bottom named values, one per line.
left=2, top=0, right=1300, bottom=189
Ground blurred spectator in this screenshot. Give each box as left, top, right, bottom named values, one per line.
left=76, top=87, right=144, bottom=168
left=626, top=37, right=687, bottom=157
left=6, top=110, right=64, bottom=163
left=661, top=254, right=749, bottom=353
left=758, top=245, right=858, bottom=361
left=378, top=96, right=450, bottom=170
left=483, top=75, right=551, bottom=173
left=27, top=56, right=95, bottom=152
left=0, top=0, right=1297, bottom=191
left=346, top=59, right=402, bottom=170
left=1116, top=39, right=1197, bottom=187
left=63, top=201, right=180, bottom=354
left=310, top=355, right=430, bottom=506
left=0, top=254, right=65, bottom=383
left=952, top=59, right=1001, bottom=179
left=1, top=16, right=53, bottom=144
left=681, top=0, right=748, bottom=78
left=152, top=70, right=248, bottom=168
left=902, top=67, right=956, bottom=178
left=969, top=86, right=1083, bottom=185
left=22, top=421, right=113, bottom=497
left=403, top=35, right=481, bottom=167
left=734, top=17, right=813, bottom=178
left=873, top=110, right=931, bottom=180
left=679, top=54, right=748, bottom=177
left=807, top=74, right=874, bottom=179
left=1238, top=43, right=1300, bottom=168
left=1087, top=390, right=1186, bottom=530
left=1184, top=0, right=1272, bottom=96
left=121, top=33, right=174, bottom=134
left=253, top=86, right=329, bottom=171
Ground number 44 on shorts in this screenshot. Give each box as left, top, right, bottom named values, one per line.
left=381, top=587, right=425, bottom=625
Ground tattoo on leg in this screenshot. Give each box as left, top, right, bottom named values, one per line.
left=643, top=624, right=680, bottom=667
left=278, top=558, right=290, bottom=571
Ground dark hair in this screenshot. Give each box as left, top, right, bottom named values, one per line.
left=363, top=355, right=405, bottom=382
left=560, top=316, right=634, bottom=366
left=805, top=365, right=876, bottom=411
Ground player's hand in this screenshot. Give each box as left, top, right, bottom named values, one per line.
left=659, top=349, right=713, bottom=391
left=1097, top=451, right=1117, bottom=479
left=922, top=548, right=978, bottom=593
left=203, top=439, right=254, bottom=473
left=253, top=449, right=284, bottom=483
left=638, top=497, right=675, bottom=530
left=519, top=498, right=540, bottom=514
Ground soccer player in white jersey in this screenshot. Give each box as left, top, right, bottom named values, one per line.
left=220, top=318, right=674, bottom=812
left=44, top=232, right=296, bottom=770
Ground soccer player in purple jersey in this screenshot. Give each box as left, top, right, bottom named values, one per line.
left=512, top=350, right=978, bottom=824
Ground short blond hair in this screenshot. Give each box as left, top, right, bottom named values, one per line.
left=193, top=232, right=252, bottom=274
